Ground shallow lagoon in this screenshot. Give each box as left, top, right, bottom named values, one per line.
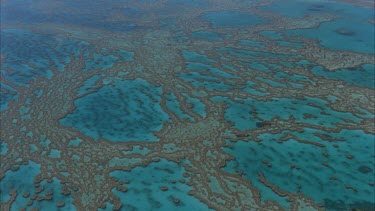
left=60, top=78, right=169, bottom=142
left=263, top=0, right=375, bottom=53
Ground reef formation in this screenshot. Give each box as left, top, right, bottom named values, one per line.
left=1, top=0, right=374, bottom=210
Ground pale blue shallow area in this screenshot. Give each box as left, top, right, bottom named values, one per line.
left=286, top=19, right=374, bottom=54
left=108, top=159, right=211, bottom=211
left=0, top=161, right=76, bottom=211
left=311, top=64, right=375, bottom=88
left=223, top=129, right=375, bottom=210
left=60, top=78, right=169, bottom=142
left=263, top=0, right=375, bottom=53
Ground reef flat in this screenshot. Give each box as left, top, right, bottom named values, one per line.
left=1, top=0, right=374, bottom=210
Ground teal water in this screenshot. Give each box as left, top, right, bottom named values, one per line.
left=186, top=62, right=237, bottom=79
left=202, top=11, right=267, bottom=28
left=182, top=93, right=207, bottom=118
left=211, top=96, right=363, bottom=131
left=181, top=50, right=216, bottom=64
left=84, top=52, right=118, bottom=71
left=222, top=129, right=374, bottom=209
left=60, top=78, right=169, bottom=142
left=108, top=159, right=211, bottom=211
left=77, top=74, right=105, bottom=95
left=0, top=161, right=76, bottom=211
left=262, top=0, right=373, bottom=19
left=165, top=93, right=194, bottom=121
left=265, top=0, right=375, bottom=53
left=1, top=0, right=138, bottom=32
left=178, top=72, right=233, bottom=91
left=0, top=29, right=87, bottom=86
left=286, top=19, right=374, bottom=54
left=311, top=64, right=375, bottom=88
left=0, top=141, right=8, bottom=155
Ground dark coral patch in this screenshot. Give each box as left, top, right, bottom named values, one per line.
left=335, top=28, right=356, bottom=36
left=358, top=165, right=373, bottom=174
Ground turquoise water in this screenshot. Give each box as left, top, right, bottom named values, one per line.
left=84, top=52, right=118, bottom=71
left=0, top=161, right=76, bottom=211
left=165, top=93, right=194, bottom=121
left=0, top=142, right=8, bottom=155
left=266, top=0, right=375, bottom=53
left=211, top=96, right=363, bottom=131
left=108, top=159, right=211, bottom=211
left=203, top=11, right=267, bottom=28
left=311, top=64, right=375, bottom=88
left=222, top=129, right=374, bottom=209
left=178, top=72, right=233, bottom=91
left=1, top=0, right=138, bottom=32
left=60, top=78, right=169, bottom=142
left=186, top=62, right=237, bottom=79
left=286, top=19, right=374, bottom=53
left=0, top=29, right=89, bottom=86
left=182, top=93, right=207, bottom=118
left=262, top=0, right=373, bottom=19
left=181, top=50, right=216, bottom=64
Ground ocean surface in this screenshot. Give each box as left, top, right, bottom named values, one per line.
left=1, top=0, right=374, bottom=210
